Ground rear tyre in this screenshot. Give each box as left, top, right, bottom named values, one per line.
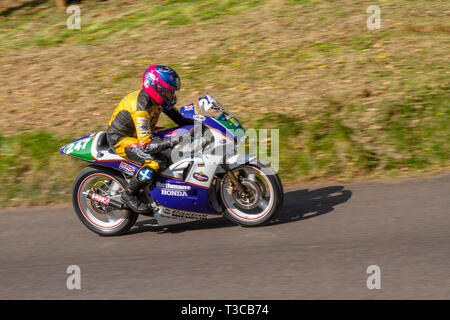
left=72, top=165, right=138, bottom=236
left=218, top=161, right=283, bottom=227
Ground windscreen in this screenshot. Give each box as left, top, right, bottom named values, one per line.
left=197, top=95, right=245, bottom=138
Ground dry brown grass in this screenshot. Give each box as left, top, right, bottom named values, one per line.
left=0, top=0, right=447, bottom=136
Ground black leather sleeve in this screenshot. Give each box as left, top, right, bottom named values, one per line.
left=136, top=90, right=151, bottom=111
left=142, top=137, right=173, bottom=154
left=163, top=107, right=194, bottom=126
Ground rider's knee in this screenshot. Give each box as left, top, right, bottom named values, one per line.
left=136, top=164, right=156, bottom=183
left=143, top=160, right=160, bottom=172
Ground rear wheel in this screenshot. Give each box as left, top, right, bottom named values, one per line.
left=218, top=162, right=283, bottom=227
left=72, top=166, right=138, bottom=236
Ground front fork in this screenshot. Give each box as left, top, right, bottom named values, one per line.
left=220, top=162, right=248, bottom=198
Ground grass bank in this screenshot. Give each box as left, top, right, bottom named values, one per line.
left=1, top=85, right=448, bottom=207
left=0, top=0, right=448, bottom=206
left=0, top=131, right=83, bottom=206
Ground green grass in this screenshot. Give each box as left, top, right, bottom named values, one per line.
left=251, top=84, right=449, bottom=181
left=0, top=84, right=448, bottom=206
left=0, top=131, right=85, bottom=206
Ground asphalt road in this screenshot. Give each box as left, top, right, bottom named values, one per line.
left=0, top=173, right=449, bottom=299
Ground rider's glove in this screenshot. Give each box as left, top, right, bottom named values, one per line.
left=142, top=136, right=189, bottom=154
left=170, top=135, right=184, bottom=147
left=171, top=133, right=194, bottom=148
left=142, top=137, right=173, bottom=154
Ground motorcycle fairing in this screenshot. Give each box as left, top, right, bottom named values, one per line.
left=180, top=103, right=239, bottom=144
left=60, top=132, right=142, bottom=175
left=59, top=133, right=96, bottom=161
left=61, top=131, right=222, bottom=215
left=151, top=125, right=193, bottom=139
left=59, top=128, right=197, bottom=177
left=149, top=173, right=220, bottom=214
left=60, top=99, right=257, bottom=219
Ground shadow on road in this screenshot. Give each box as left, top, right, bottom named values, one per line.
left=128, top=185, right=352, bottom=235
left=270, top=185, right=352, bottom=226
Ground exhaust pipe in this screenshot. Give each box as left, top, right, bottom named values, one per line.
left=85, top=191, right=125, bottom=210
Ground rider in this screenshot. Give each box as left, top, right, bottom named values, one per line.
left=106, top=65, right=193, bottom=213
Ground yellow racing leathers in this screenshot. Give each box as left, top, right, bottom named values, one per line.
left=106, top=89, right=193, bottom=183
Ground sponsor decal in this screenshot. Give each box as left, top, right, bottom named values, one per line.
left=156, top=182, right=191, bottom=190
left=119, top=162, right=136, bottom=175
left=183, top=104, right=194, bottom=111
left=193, top=114, right=206, bottom=122
left=91, top=193, right=110, bottom=205
left=137, top=130, right=150, bottom=136
left=229, top=117, right=240, bottom=127
left=161, top=189, right=188, bottom=197
left=147, top=70, right=157, bottom=81
left=138, top=169, right=152, bottom=182
left=144, top=79, right=150, bottom=88
left=193, top=171, right=209, bottom=182
left=219, top=139, right=227, bottom=144
left=164, top=131, right=176, bottom=137
left=161, top=207, right=208, bottom=221
left=137, top=123, right=150, bottom=130
left=136, top=117, right=150, bottom=124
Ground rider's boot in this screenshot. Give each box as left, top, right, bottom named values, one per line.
left=120, top=176, right=150, bottom=213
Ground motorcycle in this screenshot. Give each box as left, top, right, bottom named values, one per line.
left=60, top=95, right=284, bottom=236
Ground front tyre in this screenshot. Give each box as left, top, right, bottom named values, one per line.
left=72, top=165, right=138, bottom=236
left=219, top=162, right=283, bottom=227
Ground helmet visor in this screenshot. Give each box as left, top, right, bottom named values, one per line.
left=160, top=87, right=177, bottom=106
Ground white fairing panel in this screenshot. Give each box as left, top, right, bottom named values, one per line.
left=91, top=132, right=129, bottom=162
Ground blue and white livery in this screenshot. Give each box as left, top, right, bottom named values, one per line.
left=61, top=95, right=284, bottom=236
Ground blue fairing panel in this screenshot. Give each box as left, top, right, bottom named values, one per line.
left=178, top=104, right=238, bottom=144
left=149, top=175, right=220, bottom=215
left=152, top=125, right=193, bottom=139
left=180, top=103, right=195, bottom=118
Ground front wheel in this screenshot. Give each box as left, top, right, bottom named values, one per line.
left=218, top=162, right=284, bottom=227
left=72, top=165, right=138, bottom=236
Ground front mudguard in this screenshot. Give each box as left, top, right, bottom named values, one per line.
left=226, top=153, right=258, bottom=169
